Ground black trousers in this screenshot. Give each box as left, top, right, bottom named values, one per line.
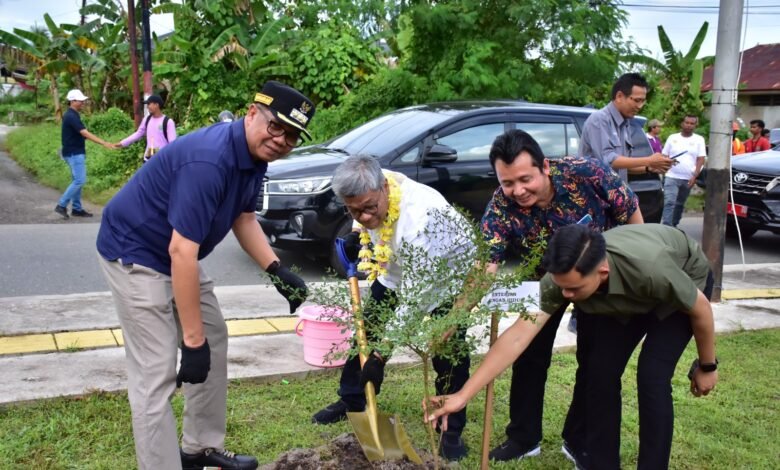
left=572, top=272, right=714, bottom=470
left=504, top=303, right=585, bottom=448
left=337, top=281, right=471, bottom=435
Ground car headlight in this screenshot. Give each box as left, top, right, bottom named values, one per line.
left=267, top=177, right=331, bottom=194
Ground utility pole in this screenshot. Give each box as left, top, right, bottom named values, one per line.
left=702, top=0, right=744, bottom=302
left=127, top=0, right=141, bottom=126
left=141, top=0, right=153, bottom=100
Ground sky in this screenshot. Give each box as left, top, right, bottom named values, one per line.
left=0, top=0, right=778, bottom=61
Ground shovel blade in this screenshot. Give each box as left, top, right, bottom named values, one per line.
left=347, top=410, right=422, bottom=464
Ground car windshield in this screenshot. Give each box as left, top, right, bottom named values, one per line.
left=327, top=109, right=454, bottom=156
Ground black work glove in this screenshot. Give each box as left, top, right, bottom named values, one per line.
left=359, top=350, right=386, bottom=394
left=267, top=261, right=308, bottom=314
left=177, top=339, right=211, bottom=388
left=342, top=231, right=361, bottom=262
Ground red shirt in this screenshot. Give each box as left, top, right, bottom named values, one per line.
left=745, top=136, right=770, bottom=153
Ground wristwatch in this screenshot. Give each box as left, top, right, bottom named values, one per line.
left=699, top=358, right=719, bottom=373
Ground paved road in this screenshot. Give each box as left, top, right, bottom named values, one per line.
left=3, top=215, right=778, bottom=298
left=1, top=124, right=778, bottom=297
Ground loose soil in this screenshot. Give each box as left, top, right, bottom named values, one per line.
left=260, top=434, right=455, bottom=470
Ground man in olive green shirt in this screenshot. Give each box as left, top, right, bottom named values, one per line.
left=426, top=224, right=717, bottom=470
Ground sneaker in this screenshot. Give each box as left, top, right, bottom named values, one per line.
left=312, top=399, right=351, bottom=424
left=489, top=439, right=541, bottom=461
left=561, top=441, right=588, bottom=470
left=181, top=447, right=258, bottom=470
left=439, top=432, right=468, bottom=461
left=71, top=209, right=93, bottom=217
left=54, top=205, right=69, bottom=219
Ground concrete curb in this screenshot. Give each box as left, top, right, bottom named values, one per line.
left=2, top=297, right=780, bottom=405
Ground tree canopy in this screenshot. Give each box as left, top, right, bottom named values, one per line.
left=2, top=0, right=642, bottom=135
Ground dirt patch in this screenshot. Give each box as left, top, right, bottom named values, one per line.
left=260, top=433, right=454, bottom=470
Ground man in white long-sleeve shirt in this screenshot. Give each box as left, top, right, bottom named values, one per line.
left=311, top=155, right=474, bottom=461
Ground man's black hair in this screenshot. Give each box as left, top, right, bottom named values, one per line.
left=541, top=224, right=607, bottom=275
left=488, top=129, right=545, bottom=170
left=611, top=73, right=649, bottom=100
left=683, top=114, right=698, bottom=123
left=750, top=119, right=766, bottom=130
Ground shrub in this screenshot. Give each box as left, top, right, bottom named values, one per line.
left=83, top=107, right=135, bottom=136
left=307, top=68, right=431, bottom=143
left=0, top=90, right=52, bottom=125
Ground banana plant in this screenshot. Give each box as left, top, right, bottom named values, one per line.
left=151, top=0, right=291, bottom=125
left=622, top=21, right=710, bottom=126
left=0, top=14, right=100, bottom=120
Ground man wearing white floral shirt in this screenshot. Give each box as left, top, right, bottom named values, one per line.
left=311, top=155, right=474, bottom=461
left=661, top=115, right=707, bottom=227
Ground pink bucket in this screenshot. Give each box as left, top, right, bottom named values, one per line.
left=295, top=305, right=353, bottom=368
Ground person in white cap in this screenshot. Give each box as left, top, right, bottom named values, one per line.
left=55, top=89, right=115, bottom=219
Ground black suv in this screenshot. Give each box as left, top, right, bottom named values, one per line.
left=726, top=149, right=780, bottom=239
left=256, top=101, right=662, bottom=273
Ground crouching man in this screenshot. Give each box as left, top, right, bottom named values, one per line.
left=311, top=155, right=475, bottom=461
left=426, top=223, right=717, bottom=470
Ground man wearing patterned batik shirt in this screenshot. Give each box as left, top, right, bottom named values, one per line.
left=478, top=129, right=643, bottom=462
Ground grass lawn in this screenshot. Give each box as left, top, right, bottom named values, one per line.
left=1, top=329, right=778, bottom=469
left=685, top=189, right=706, bottom=214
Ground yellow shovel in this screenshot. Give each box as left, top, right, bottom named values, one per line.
left=336, top=238, right=422, bottom=464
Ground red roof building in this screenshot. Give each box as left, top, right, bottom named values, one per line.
left=702, top=43, right=780, bottom=128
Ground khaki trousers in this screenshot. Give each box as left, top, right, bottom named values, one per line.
left=98, top=254, right=228, bottom=470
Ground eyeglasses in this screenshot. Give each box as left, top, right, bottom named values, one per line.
left=257, top=106, right=304, bottom=148
left=345, top=190, right=385, bottom=219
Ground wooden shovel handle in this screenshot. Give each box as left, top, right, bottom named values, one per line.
left=480, top=312, right=500, bottom=470
left=348, top=276, right=370, bottom=368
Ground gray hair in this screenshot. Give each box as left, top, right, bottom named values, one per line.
left=331, top=155, right=386, bottom=199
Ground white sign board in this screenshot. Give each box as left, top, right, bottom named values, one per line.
left=481, top=281, right=540, bottom=312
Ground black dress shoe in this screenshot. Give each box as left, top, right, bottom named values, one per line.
left=439, top=432, right=468, bottom=461
left=180, top=448, right=258, bottom=470
left=54, top=205, right=69, bottom=219
left=312, top=399, right=354, bottom=424
left=489, top=439, right=541, bottom=461
left=71, top=209, right=93, bottom=217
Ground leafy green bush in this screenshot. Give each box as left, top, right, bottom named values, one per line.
left=291, top=23, right=382, bottom=108
left=0, top=90, right=52, bottom=125
left=83, top=107, right=135, bottom=136
left=307, top=68, right=431, bottom=143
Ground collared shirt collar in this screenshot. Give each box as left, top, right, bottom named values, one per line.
left=606, top=101, right=627, bottom=129
left=231, top=118, right=267, bottom=172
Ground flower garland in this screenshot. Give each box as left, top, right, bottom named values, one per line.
left=357, top=176, right=402, bottom=281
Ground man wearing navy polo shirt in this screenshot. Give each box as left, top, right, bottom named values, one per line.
left=96, top=81, right=314, bottom=470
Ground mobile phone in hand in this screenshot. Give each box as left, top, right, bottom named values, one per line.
left=576, top=214, right=592, bottom=225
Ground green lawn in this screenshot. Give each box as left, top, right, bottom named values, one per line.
left=1, top=329, right=778, bottom=469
